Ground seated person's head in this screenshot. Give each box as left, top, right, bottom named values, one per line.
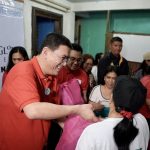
left=102, top=65, right=118, bottom=88
left=67, top=43, right=83, bottom=71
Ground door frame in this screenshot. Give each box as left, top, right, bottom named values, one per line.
left=32, top=7, right=62, bottom=56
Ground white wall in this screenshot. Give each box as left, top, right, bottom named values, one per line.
left=63, top=11, right=75, bottom=42
left=23, top=0, right=75, bottom=57
left=114, top=33, right=150, bottom=62
left=23, top=0, right=150, bottom=57
left=71, top=0, right=150, bottom=12
left=0, top=1, right=24, bottom=89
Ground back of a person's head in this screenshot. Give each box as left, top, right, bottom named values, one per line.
left=94, top=52, right=103, bottom=65
left=113, top=75, right=146, bottom=150
left=111, top=36, right=123, bottom=44
left=7, top=46, right=29, bottom=72
left=39, top=33, right=72, bottom=54
left=71, top=43, right=83, bottom=54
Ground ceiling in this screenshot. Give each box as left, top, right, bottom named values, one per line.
left=67, top=0, right=119, bottom=2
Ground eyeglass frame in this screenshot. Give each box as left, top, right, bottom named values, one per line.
left=54, top=53, right=69, bottom=63
left=45, top=47, right=69, bottom=63
left=68, top=57, right=83, bottom=64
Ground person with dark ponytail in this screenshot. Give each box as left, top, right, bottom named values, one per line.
left=113, top=76, right=146, bottom=150
left=76, top=75, right=149, bottom=150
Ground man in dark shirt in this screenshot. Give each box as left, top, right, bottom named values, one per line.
left=98, top=37, right=129, bottom=85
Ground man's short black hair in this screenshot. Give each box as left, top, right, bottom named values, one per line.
left=71, top=43, right=83, bottom=54
left=39, top=33, right=72, bottom=54
left=110, top=37, right=123, bottom=43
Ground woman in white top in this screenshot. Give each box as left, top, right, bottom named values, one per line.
left=89, top=65, right=118, bottom=117
left=76, top=76, right=149, bottom=150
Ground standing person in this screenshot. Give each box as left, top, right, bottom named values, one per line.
left=0, top=33, right=98, bottom=150
left=97, top=37, right=129, bottom=85
left=2, top=46, right=29, bottom=85
left=76, top=76, right=149, bottom=150
left=57, top=43, right=89, bottom=102
left=91, top=52, right=103, bottom=84
left=49, top=50, right=89, bottom=150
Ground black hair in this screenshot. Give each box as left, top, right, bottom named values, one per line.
left=113, top=76, right=147, bottom=150
left=71, top=43, right=83, bottom=54
left=113, top=114, right=138, bottom=150
left=139, top=60, right=150, bottom=75
left=111, top=37, right=123, bottom=44
left=101, top=65, right=118, bottom=85
left=6, top=46, right=29, bottom=72
left=39, top=33, right=72, bottom=54
left=94, top=52, right=103, bottom=65
left=144, top=65, right=150, bottom=75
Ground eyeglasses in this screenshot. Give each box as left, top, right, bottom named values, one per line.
left=45, top=47, right=69, bottom=63
left=54, top=53, right=69, bottom=63
left=69, top=57, right=83, bottom=64
left=60, top=56, right=69, bottom=63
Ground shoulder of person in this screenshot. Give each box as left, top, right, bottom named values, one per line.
left=91, top=85, right=100, bottom=92
left=98, top=53, right=111, bottom=64
left=141, top=75, right=150, bottom=85
left=122, top=56, right=128, bottom=62
left=80, top=68, right=87, bottom=75
left=12, top=60, right=31, bottom=72
left=119, top=56, right=129, bottom=66
left=102, top=52, right=110, bottom=59
left=3, top=71, right=8, bottom=76
left=58, top=66, right=69, bottom=74
left=92, top=65, right=97, bottom=70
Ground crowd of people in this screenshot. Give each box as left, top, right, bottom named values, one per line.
left=0, top=33, right=150, bottom=150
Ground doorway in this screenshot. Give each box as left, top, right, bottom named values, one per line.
left=32, top=7, right=62, bottom=56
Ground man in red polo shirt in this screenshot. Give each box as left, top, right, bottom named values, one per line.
left=0, top=33, right=98, bottom=150
left=57, top=43, right=89, bottom=102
